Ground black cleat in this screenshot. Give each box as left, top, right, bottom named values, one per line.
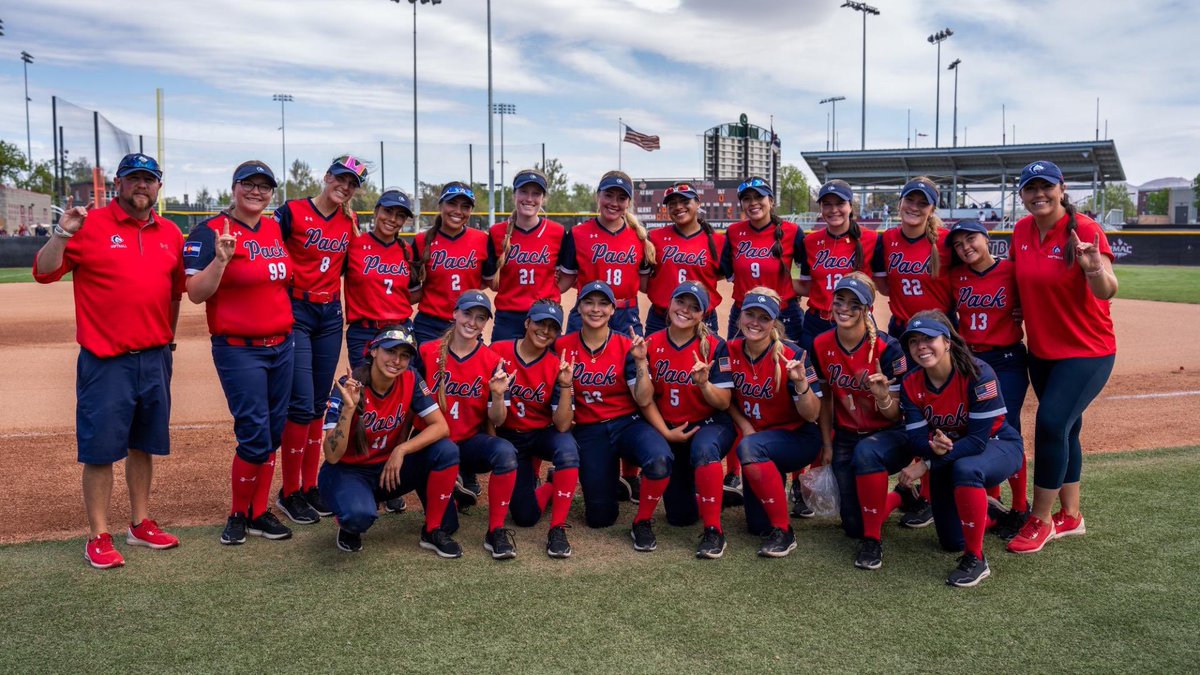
left=618, top=474, right=641, bottom=504
left=990, top=509, right=1029, bottom=541
left=220, top=512, right=247, bottom=546
left=695, top=526, right=727, bottom=559
left=304, top=487, right=333, bottom=517
left=276, top=489, right=320, bottom=525
left=757, top=526, right=797, bottom=558
left=546, top=525, right=572, bottom=559
left=336, top=527, right=363, bottom=553
left=247, top=511, right=293, bottom=540
left=947, top=553, right=991, bottom=587
left=854, top=537, right=883, bottom=570
left=791, top=492, right=816, bottom=519
left=900, top=498, right=934, bottom=529
left=722, top=473, right=744, bottom=508
left=484, top=528, right=518, bottom=560
left=453, top=476, right=480, bottom=511
left=631, top=518, right=657, bottom=552
left=383, top=497, right=407, bottom=514
left=420, top=527, right=463, bottom=558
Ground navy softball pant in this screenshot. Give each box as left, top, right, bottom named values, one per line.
left=976, top=343, right=1029, bottom=436
left=660, top=414, right=738, bottom=527
left=212, top=336, right=294, bottom=464
left=289, top=298, right=343, bottom=424
left=573, top=414, right=672, bottom=528
left=833, top=427, right=907, bottom=539
left=317, top=438, right=460, bottom=535
left=727, top=298, right=803, bottom=343
left=490, top=310, right=528, bottom=343
left=1027, top=353, right=1115, bottom=490
left=737, top=424, right=822, bottom=536
left=501, top=427, right=581, bottom=527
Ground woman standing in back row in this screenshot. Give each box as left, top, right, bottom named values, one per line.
left=876, top=177, right=954, bottom=337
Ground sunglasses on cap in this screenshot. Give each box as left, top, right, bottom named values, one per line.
left=737, top=177, right=771, bottom=194
left=440, top=184, right=476, bottom=203
left=335, top=155, right=368, bottom=178
left=663, top=183, right=695, bottom=198
left=368, top=328, right=417, bottom=351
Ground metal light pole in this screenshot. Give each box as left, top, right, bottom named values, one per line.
left=486, top=0, right=495, bottom=227
left=819, top=96, right=846, bottom=151
left=272, top=94, right=292, bottom=201
left=492, top=103, right=515, bottom=214
left=21, top=51, right=33, bottom=169
left=841, top=2, right=878, bottom=151
left=948, top=58, right=961, bottom=148
left=393, top=0, right=442, bottom=220
left=927, top=28, right=953, bottom=148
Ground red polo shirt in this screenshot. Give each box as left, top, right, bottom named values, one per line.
left=34, top=200, right=185, bottom=358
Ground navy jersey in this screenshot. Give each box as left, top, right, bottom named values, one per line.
left=899, top=357, right=1008, bottom=465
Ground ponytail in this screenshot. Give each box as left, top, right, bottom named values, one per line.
left=697, top=213, right=719, bottom=261
left=769, top=210, right=784, bottom=258
left=626, top=210, right=657, bottom=266
left=695, top=316, right=712, bottom=362
left=847, top=204, right=864, bottom=270
left=1062, top=197, right=1078, bottom=267
left=414, top=217, right=441, bottom=285
left=434, top=325, right=454, bottom=411
left=493, top=221, right=517, bottom=279
left=925, top=213, right=944, bottom=276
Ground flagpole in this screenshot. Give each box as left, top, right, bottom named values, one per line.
left=618, top=117, right=623, bottom=171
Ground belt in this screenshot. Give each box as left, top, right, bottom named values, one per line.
left=613, top=298, right=638, bottom=310
left=124, top=344, right=168, bottom=356
left=353, top=319, right=404, bottom=330
left=971, top=342, right=1021, bottom=354
left=835, top=425, right=880, bottom=438
left=224, top=334, right=289, bottom=347
left=289, top=287, right=341, bottom=304
left=806, top=307, right=833, bottom=321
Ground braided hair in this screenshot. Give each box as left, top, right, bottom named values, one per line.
left=1061, top=196, right=1079, bottom=267
left=842, top=271, right=879, bottom=365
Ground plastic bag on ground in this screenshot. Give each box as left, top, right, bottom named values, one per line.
left=799, top=465, right=839, bottom=518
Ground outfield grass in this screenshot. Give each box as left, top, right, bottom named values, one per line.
left=0, top=267, right=38, bottom=283
left=1, top=447, right=1197, bottom=673
left=1113, top=265, right=1200, bottom=304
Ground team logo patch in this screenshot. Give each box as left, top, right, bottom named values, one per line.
left=110, top=234, right=127, bottom=249
left=974, top=380, right=999, bottom=401
left=183, top=241, right=202, bottom=257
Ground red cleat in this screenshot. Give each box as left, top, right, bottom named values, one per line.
left=85, top=533, right=125, bottom=569
left=126, top=519, right=180, bottom=550
left=1006, top=515, right=1055, bottom=554
left=1051, top=510, right=1086, bottom=539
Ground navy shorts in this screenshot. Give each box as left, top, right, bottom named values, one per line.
left=76, top=346, right=173, bottom=465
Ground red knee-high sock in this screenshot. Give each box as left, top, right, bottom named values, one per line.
left=548, top=467, right=578, bottom=528
left=744, top=462, right=790, bottom=530
left=230, top=456, right=259, bottom=516
left=251, top=453, right=277, bottom=519
left=487, top=471, right=517, bottom=531
left=280, top=420, right=307, bottom=496
left=986, top=485, right=1002, bottom=500
left=301, top=419, right=323, bottom=490
left=424, top=466, right=458, bottom=532
left=919, top=477, right=930, bottom=500
left=621, top=457, right=639, bottom=479
left=855, top=471, right=890, bottom=540
left=724, top=449, right=742, bottom=477
left=695, top=462, right=724, bottom=531
left=530, top=457, right=544, bottom=479
left=535, top=482, right=553, bottom=512
left=635, top=476, right=669, bottom=522
left=1009, top=453, right=1029, bottom=512
left=955, top=486, right=988, bottom=558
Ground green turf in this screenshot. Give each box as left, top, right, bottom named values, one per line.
left=1, top=447, right=1197, bottom=673
left=1113, top=265, right=1200, bottom=304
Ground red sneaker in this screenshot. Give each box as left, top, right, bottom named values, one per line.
left=1051, top=510, right=1086, bottom=539
left=126, top=519, right=180, bottom=550
left=85, top=533, right=125, bottom=569
left=1006, top=515, right=1056, bottom=554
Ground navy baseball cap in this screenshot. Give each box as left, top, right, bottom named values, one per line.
left=579, top=280, right=616, bottom=305
left=455, top=290, right=492, bottom=317
left=738, top=176, right=773, bottom=198
left=597, top=174, right=632, bottom=198
left=949, top=219, right=989, bottom=239
left=513, top=170, right=548, bottom=192
left=376, top=189, right=414, bottom=215
left=527, top=303, right=565, bottom=330
left=672, top=282, right=710, bottom=314
left=1018, top=160, right=1065, bottom=191
left=662, top=182, right=698, bottom=203
left=232, top=162, right=277, bottom=187
left=901, top=179, right=939, bottom=206
left=833, top=276, right=874, bottom=306
left=439, top=183, right=476, bottom=206
left=369, top=326, right=418, bottom=355
left=900, top=316, right=951, bottom=344
left=741, top=292, right=780, bottom=320
left=328, top=155, right=368, bottom=186
left=117, top=153, right=163, bottom=180
left=817, top=180, right=853, bottom=202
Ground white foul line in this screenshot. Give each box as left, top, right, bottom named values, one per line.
left=0, top=422, right=221, bottom=440
left=1104, top=390, right=1200, bottom=401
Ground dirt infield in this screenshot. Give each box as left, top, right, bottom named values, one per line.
left=3, top=281, right=1198, bottom=545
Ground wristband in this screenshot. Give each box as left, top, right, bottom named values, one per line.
left=1085, top=267, right=1106, bottom=277
left=53, top=224, right=75, bottom=239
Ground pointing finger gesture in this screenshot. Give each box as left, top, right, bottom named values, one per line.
left=557, top=358, right=575, bottom=388
left=629, top=332, right=647, bottom=361
left=691, top=351, right=712, bottom=386
left=58, top=198, right=94, bottom=234
left=215, top=217, right=237, bottom=265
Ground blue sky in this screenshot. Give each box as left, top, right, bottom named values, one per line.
left=2, top=0, right=1197, bottom=201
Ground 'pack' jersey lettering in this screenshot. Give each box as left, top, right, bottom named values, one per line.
left=418, top=339, right=504, bottom=442
left=877, top=228, right=954, bottom=323
left=323, top=370, right=438, bottom=466
left=796, top=227, right=883, bottom=312
left=951, top=258, right=1023, bottom=351
left=558, top=219, right=651, bottom=302
left=717, top=338, right=821, bottom=432
left=412, top=227, right=491, bottom=320
left=645, top=330, right=732, bottom=427
left=344, top=232, right=417, bottom=323
left=274, top=198, right=354, bottom=298
left=487, top=218, right=566, bottom=312
left=900, top=358, right=1008, bottom=463
left=811, top=329, right=906, bottom=433
left=491, top=338, right=565, bottom=432
left=719, top=219, right=804, bottom=304
left=646, top=225, right=726, bottom=309
left=556, top=331, right=640, bottom=425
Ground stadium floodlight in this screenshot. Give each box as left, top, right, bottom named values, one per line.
left=272, top=94, right=293, bottom=202
left=927, top=28, right=954, bottom=148
left=21, top=51, right=33, bottom=170
left=492, top=103, right=516, bottom=213
left=841, top=2, right=878, bottom=150
left=948, top=59, right=962, bottom=147
left=388, top=0, right=443, bottom=221
left=819, top=96, right=846, bottom=151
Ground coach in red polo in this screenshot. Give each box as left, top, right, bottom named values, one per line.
left=34, top=153, right=185, bottom=569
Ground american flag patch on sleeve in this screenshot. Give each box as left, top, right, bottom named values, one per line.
left=719, top=357, right=731, bottom=372
left=892, top=358, right=907, bottom=376
left=420, top=382, right=433, bottom=397
left=975, top=380, right=999, bottom=401
left=183, top=241, right=202, bottom=257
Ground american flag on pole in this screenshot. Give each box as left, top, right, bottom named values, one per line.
left=623, top=125, right=661, bottom=151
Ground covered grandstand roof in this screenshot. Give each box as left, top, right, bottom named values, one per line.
left=801, top=140, right=1124, bottom=187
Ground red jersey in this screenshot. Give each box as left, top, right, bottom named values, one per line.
left=418, top=339, right=504, bottom=442
left=877, top=228, right=954, bottom=323
left=951, top=259, right=1023, bottom=351
left=274, top=198, right=355, bottom=299
left=646, top=225, right=726, bottom=309
left=556, top=331, right=640, bottom=425
left=322, top=370, right=439, bottom=466
left=184, top=214, right=293, bottom=338
left=33, top=200, right=185, bottom=358
left=900, top=359, right=1008, bottom=463
left=344, top=232, right=417, bottom=324
left=645, top=330, right=733, bottom=427
left=797, top=227, right=883, bottom=312
left=1010, top=213, right=1115, bottom=359
left=412, top=227, right=490, bottom=320
left=558, top=219, right=651, bottom=302
left=716, top=338, right=821, bottom=432
left=811, top=329, right=907, bottom=433
left=719, top=219, right=804, bottom=304
left=486, top=218, right=566, bottom=312
left=491, top=338, right=564, bottom=432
